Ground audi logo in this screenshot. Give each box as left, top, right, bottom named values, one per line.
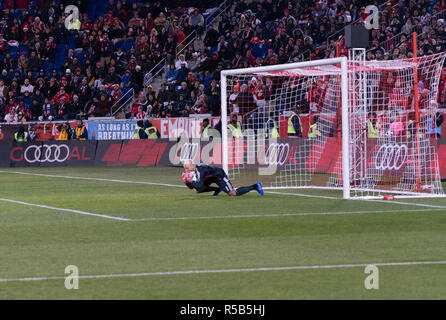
left=24, top=144, right=70, bottom=163
left=264, top=143, right=290, bottom=166
left=374, top=143, right=408, bottom=171
left=179, top=143, right=199, bottom=162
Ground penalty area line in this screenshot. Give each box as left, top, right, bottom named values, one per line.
left=0, top=171, right=184, bottom=188
left=1, top=260, right=446, bottom=283
left=3, top=170, right=446, bottom=210
left=268, top=190, right=446, bottom=210
left=131, top=208, right=442, bottom=222
left=0, top=198, right=130, bottom=221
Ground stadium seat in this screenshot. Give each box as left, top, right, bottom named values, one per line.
left=12, top=10, right=23, bottom=20
left=18, top=45, right=29, bottom=56
left=42, top=61, right=55, bottom=77
left=75, top=50, right=86, bottom=65
left=55, top=45, right=67, bottom=71
left=114, top=41, right=124, bottom=51
left=8, top=46, right=18, bottom=60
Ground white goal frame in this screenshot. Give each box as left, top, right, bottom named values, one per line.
left=221, top=57, right=351, bottom=198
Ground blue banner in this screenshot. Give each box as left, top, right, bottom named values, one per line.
left=87, top=121, right=137, bottom=140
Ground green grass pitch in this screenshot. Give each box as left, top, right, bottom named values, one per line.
left=1, top=166, right=446, bottom=299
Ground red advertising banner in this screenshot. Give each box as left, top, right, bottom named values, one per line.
left=0, top=121, right=78, bottom=142
left=8, top=140, right=97, bottom=167
left=2, top=138, right=446, bottom=182
left=149, top=117, right=220, bottom=139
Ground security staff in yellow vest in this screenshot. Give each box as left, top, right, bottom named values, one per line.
left=144, top=120, right=160, bottom=139
left=74, top=118, right=88, bottom=140
left=14, top=126, right=29, bottom=142
left=265, top=117, right=280, bottom=139
left=288, top=107, right=302, bottom=137
left=134, top=120, right=148, bottom=139
left=308, top=115, right=322, bottom=138
left=405, top=112, right=424, bottom=139
left=201, top=118, right=212, bottom=138
left=66, top=12, right=81, bottom=31
left=367, top=112, right=379, bottom=138
left=67, top=19, right=81, bottom=30
left=227, top=113, right=243, bottom=138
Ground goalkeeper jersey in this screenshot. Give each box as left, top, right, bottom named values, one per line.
left=188, top=164, right=226, bottom=190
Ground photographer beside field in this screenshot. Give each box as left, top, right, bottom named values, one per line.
left=57, top=122, right=73, bottom=141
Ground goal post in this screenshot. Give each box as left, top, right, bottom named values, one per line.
left=220, top=54, right=446, bottom=199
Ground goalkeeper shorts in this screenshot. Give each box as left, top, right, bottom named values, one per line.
left=217, top=176, right=234, bottom=194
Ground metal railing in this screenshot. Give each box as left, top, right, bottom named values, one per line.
left=110, top=87, right=134, bottom=117
left=143, top=0, right=235, bottom=88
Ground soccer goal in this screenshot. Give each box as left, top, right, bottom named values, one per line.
left=220, top=52, right=446, bottom=199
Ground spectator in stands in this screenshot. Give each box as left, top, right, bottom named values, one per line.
left=176, top=62, right=189, bottom=85
left=131, top=65, right=144, bottom=93
left=190, top=8, right=205, bottom=37
left=237, top=84, right=255, bottom=116
left=94, top=95, right=112, bottom=117
left=20, top=78, right=34, bottom=94
left=4, top=107, right=17, bottom=123
left=0, top=0, right=444, bottom=128
left=65, top=95, right=82, bottom=120
left=165, top=64, right=178, bottom=84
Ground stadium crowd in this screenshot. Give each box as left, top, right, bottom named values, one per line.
left=1, top=0, right=446, bottom=124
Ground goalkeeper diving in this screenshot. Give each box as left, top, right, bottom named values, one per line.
left=182, top=160, right=264, bottom=197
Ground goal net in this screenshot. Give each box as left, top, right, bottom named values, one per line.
left=220, top=53, right=446, bottom=199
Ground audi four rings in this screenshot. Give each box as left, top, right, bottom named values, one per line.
left=374, top=143, right=408, bottom=171
left=264, top=143, right=290, bottom=166
left=24, top=144, right=70, bottom=163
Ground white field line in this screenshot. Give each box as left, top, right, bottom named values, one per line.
left=1, top=195, right=439, bottom=222
left=0, top=198, right=130, bottom=221
left=0, top=171, right=184, bottom=188
left=265, top=190, right=339, bottom=200
left=1, top=260, right=446, bottom=283
left=267, top=189, right=446, bottom=209
left=131, top=208, right=442, bottom=221
left=2, top=170, right=446, bottom=211
left=358, top=198, right=446, bottom=209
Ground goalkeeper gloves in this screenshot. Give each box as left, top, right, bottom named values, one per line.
left=182, top=171, right=197, bottom=183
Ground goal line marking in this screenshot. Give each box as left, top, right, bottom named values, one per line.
left=0, top=198, right=130, bottom=221
left=130, top=208, right=441, bottom=222
left=1, top=260, right=445, bottom=283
